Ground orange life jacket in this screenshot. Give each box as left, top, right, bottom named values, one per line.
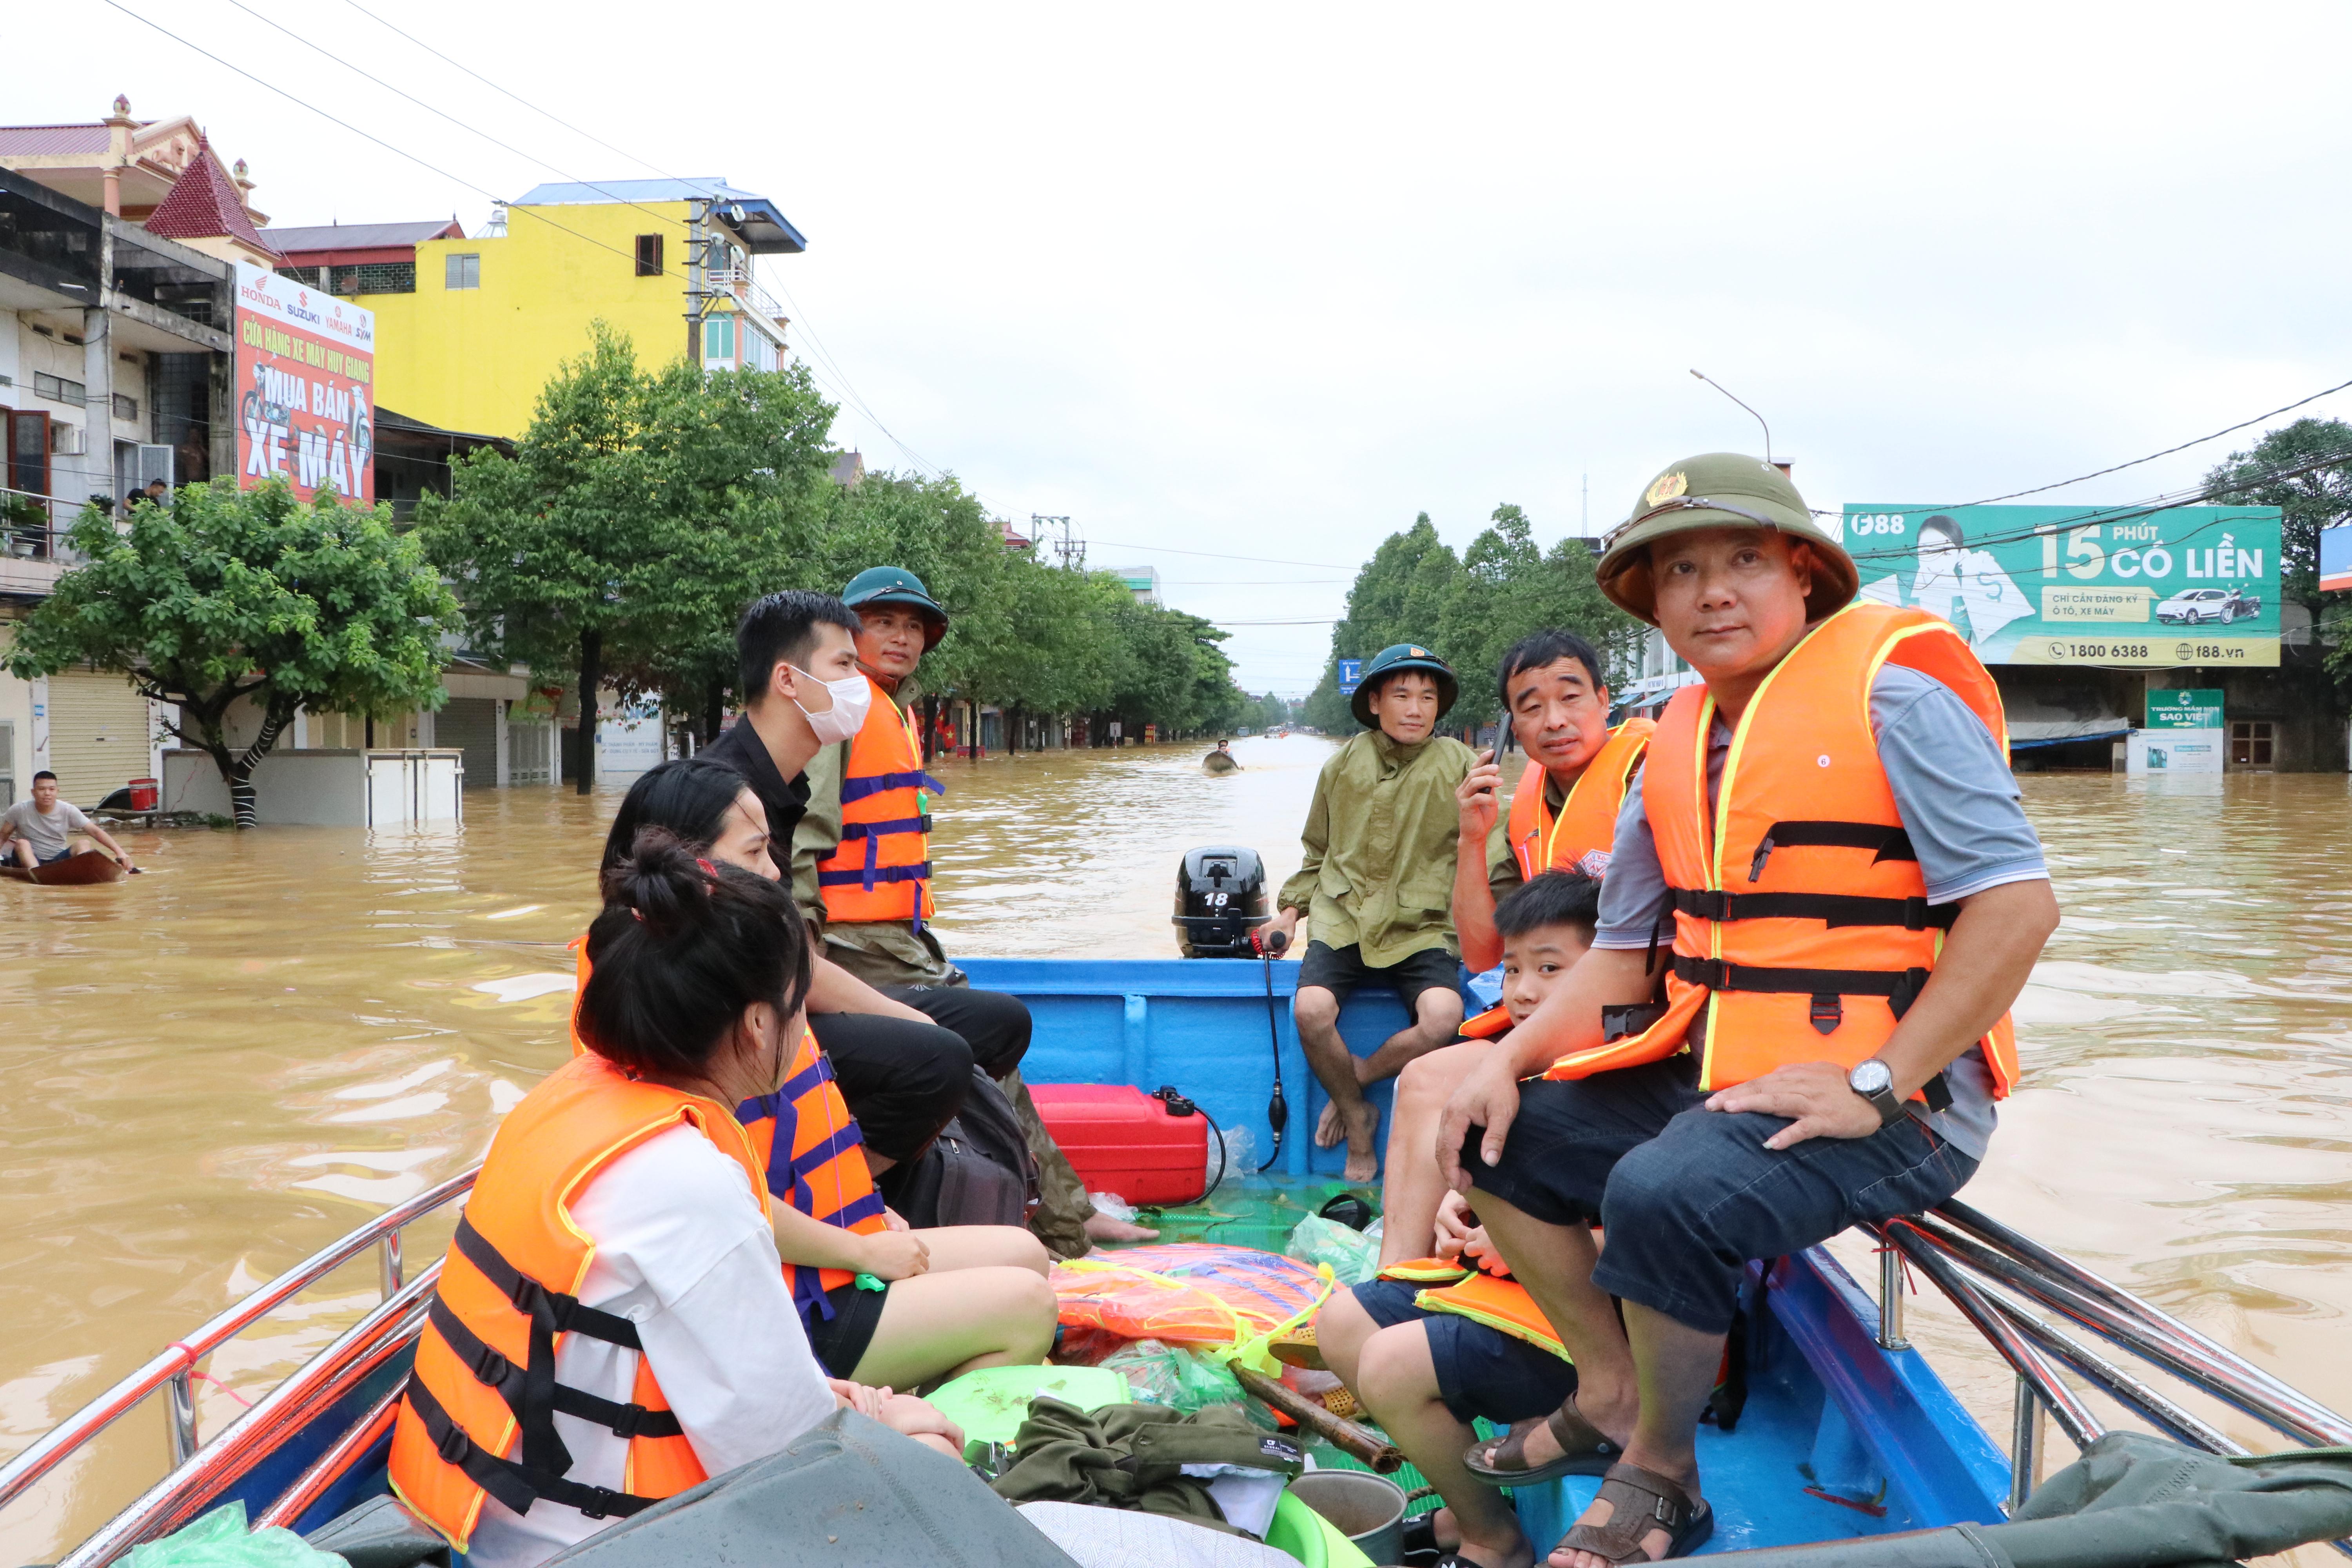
left=387, top=1054, right=762, bottom=1549
left=815, top=678, right=944, bottom=928
left=1378, top=1256, right=1475, bottom=1283
left=1507, top=719, right=1655, bottom=881
left=1414, top=1272, right=1567, bottom=1361
left=1459, top=1004, right=1513, bottom=1039
left=567, top=940, right=886, bottom=1322
left=1543, top=603, right=2020, bottom=1098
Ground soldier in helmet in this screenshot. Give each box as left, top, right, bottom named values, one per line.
left=1264, top=643, right=1476, bottom=1183
left=1434, top=455, right=2055, bottom=1567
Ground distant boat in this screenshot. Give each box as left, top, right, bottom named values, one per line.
left=1203, top=749, right=1240, bottom=774
left=0, top=851, right=128, bottom=886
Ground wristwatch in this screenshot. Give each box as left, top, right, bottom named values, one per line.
left=1847, top=1058, right=1903, bottom=1127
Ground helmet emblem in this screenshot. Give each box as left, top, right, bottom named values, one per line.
left=1409, top=647, right=1427, bottom=659
left=1644, top=471, right=1689, bottom=508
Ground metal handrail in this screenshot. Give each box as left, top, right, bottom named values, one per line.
left=60, top=1272, right=437, bottom=1567
left=253, top=1381, right=407, bottom=1531
left=0, top=1167, right=475, bottom=1512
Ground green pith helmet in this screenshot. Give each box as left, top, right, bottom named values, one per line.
left=1595, top=453, right=1858, bottom=626
left=1350, top=643, right=1459, bottom=729
left=840, top=565, right=948, bottom=649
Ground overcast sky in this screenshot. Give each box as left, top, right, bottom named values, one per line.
left=19, top=1, right=2352, bottom=692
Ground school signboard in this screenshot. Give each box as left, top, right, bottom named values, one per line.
left=1837, top=503, right=2281, bottom=668
left=232, top=262, right=375, bottom=504
left=2145, top=688, right=2224, bottom=730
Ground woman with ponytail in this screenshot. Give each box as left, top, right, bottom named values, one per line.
left=388, top=837, right=969, bottom=1568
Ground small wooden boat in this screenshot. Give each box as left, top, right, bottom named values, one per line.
left=0, top=850, right=127, bottom=886
left=4, top=958, right=2346, bottom=1564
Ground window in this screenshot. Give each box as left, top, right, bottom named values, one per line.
left=445, top=252, right=481, bottom=290
left=2230, top=720, right=2274, bottom=768
left=704, top=314, right=736, bottom=362
left=113, top=393, right=138, bottom=423
left=347, top=261, right=416, bottom=294
left=8, top=410, right=49, bottom=496
left=635, top=234, right=664, bottom=277
left=33, top=372, right=85, bottom=407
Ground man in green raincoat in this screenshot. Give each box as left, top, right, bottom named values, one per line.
left=1265, top=644, right=1474, bottom=1182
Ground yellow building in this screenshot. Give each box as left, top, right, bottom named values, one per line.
left=277, top=179, right=806, bottom=439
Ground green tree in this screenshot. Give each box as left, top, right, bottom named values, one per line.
left=1254, top=691, right=1291, bottom=729
left=415, top=324, right=835, bottom=791
left=3, top=482, right=458, bottom=826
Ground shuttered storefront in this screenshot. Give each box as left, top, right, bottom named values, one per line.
left=47, top=670, right=152, bottom=806
left=435, top=697, right=499, bottom=788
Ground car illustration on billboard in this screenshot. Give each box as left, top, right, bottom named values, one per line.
left=2155, top=586, right=2260, bottom=625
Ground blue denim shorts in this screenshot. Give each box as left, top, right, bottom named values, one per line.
left=1350, top=1278, right=1579, bottom=1427
left=1461, top=1057, right=1980, bottom=1334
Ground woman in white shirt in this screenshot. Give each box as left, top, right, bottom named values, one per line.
left=389, top=833, right=963, bottom=1567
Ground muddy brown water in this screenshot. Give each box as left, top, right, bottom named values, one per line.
left=1, top=733, right=2347, bottom=1560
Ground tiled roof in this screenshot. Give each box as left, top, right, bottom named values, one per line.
left=142, top=137, right=277, bottom=256
left=262, top=219, right=464, bottom=254
left=0, top=123, right=119, bottom=156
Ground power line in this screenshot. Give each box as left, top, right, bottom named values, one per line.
left=1086, top=538, right=1351, bottom=569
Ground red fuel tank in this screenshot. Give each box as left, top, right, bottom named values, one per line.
left=1031, top=1084, right=1210, bottom=1207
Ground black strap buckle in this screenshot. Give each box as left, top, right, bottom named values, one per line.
left=1677, top=888, right=1730, bottom=921
left=577, top=1485, right=622, bottom=1521
left=1902, top=897, right=1931, bottom=932
left=436, top=1419, right=473, bottom=1466
left=606, top=1401, right=651, bottom=1439
left=1808, top=994, right=1842, bottom=1036
left=469, top=1340, right=512, bottom=1387
left=1602, top=1002, right=1668, bottom=1043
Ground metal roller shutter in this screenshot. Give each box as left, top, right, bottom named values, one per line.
left=435, top=697, right=498, bottom=788
left=46, top=669, right=151, bottom=806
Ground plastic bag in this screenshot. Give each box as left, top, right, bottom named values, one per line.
left=124, top=1501, right=349, bottom=1567
left=1089, top=1191, right=1138, bottom=1223
left=1207, top=1125, right=1253, bottom=1194
left=1286, top=1213, right=1379, bottom=1286
left=1099, top=1337, right=1246, bottom=1412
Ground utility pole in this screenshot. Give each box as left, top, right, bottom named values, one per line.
left=1033, top=514, right=1082, bottom=571
left=684, top=197, right=711, bottom=365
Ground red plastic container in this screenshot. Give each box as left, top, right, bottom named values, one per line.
left=127, top=777, right=159, bottom=811
left=1031, top=1084, right=1210, bottom=1207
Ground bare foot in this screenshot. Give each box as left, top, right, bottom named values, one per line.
left=1083, top=1211, right=1159, bottom=1243
left=1316, top=1098, right=1347, bottom=1149
left=1340, top=1099, right=1380, bottom=1183
left=1424, top=1508, right=1537, bottom=1568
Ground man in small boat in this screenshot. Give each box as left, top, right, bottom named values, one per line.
left=1318, top=870, right=1600, bottom=1568
left=790, top=567, right=1153, bottom=1252
left=1204, top=738, right=1241, bottom=773
left=1263, top=643, right=1475, bottom=1183
left=1438, top=454, right=2057, bottom=1567
left=2, top=772, right=133, bottom=871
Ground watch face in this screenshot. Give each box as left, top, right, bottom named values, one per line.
left=1850, top=1059, right=1893, bottom=1096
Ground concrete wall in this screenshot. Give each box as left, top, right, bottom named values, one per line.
left=161, top=748, right=463, bottom=826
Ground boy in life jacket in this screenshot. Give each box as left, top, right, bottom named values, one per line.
left=388, top=834, right=965, bottom=1568
left=1436, top=454, right=2058, bottom=1568
left=1315, top=870, right=1600, bottom=1568
left=1263, top=644, right=1477, bottom=1183
left=792, top=566, right=1149, bottom=1253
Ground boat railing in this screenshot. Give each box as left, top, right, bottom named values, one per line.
left=1873, top=1200, right=2352, bottom=1555
left=0, top=1167, right=477, bottom=1524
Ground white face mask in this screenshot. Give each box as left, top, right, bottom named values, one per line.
left=790, top=663, right=872, bottom=745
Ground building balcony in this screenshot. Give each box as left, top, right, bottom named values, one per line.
left=0, top=488, right=82, bottom=598
left=702, top=263, right=789, bottom=329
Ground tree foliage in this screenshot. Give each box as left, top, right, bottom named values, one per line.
left=2, top=481, right=458, bottom=825
left=414, top=323, right=837, bottom=790
left=2203, top=417, right=2352, bottom=693
left=1302, top=505, right=1642, bottom=734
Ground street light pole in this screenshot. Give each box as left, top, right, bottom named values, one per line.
left=1690, top=369, right=1773, bottom=466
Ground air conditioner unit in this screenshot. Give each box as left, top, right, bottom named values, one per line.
left=50, top=423, right=87, bottom=456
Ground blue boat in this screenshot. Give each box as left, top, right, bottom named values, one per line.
left=4, top=958, right=2344, bottom=1564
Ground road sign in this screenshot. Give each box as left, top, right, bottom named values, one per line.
left=1337, top=659, right=1363, bottom=694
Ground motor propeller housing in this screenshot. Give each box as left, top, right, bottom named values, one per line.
left=1172, top=845, right=1270, bottom=959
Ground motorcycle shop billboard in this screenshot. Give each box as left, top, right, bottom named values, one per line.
left=1836, top=503, right=2281, bottom=668
left=232, top=262, right=374, bottom=504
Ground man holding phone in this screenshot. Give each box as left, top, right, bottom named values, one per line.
left=1451, top=630, right=1652, bottom=976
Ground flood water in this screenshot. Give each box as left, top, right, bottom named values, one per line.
left=2, top=732, right=2349, bottom=1560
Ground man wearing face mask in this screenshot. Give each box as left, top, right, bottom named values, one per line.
left=699, top=590, right=982, bottom=1192
left=795, top=568, right=1154, bottom=1255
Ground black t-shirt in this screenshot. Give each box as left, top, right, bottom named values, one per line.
left=700, top=719, right=812, bottom=847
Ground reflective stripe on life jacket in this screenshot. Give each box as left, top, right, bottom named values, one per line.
left=743, top=1027, right=888, bottom=1325
left=387, top=1054, right=764, bottom=1550
left=1414, top=1272, right=1568, bottom=1361
left=1377, top=1256, right=1474, bottom=1284
left=1542, top=602, right=2020, bottom=1096
left=815, top=678, right=944, bottom=928
left=1507, top=719, right=1655, bottom=881
left=567, top=942, right=884, bottom=1323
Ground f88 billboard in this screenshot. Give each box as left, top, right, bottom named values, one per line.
left=1837, top=503, right=2282, bottom=667
left=232, top=263, right=374, bottom=504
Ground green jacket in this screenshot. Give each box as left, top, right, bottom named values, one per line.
left=1278, top=730, right=1476, bottom=965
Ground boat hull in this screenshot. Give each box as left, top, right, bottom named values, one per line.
left=1, top=851, right=127, bottom=886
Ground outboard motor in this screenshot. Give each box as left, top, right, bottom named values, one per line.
left=1172, top=845, right=1269, bottom=958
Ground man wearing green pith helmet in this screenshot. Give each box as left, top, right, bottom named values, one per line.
left=1265, top=643, right=1476, bottom=1183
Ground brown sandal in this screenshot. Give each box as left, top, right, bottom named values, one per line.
left=1550, top=1461, right=1712, bottom=1564
left=1461, top=1399, right=1619, bottom=1485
